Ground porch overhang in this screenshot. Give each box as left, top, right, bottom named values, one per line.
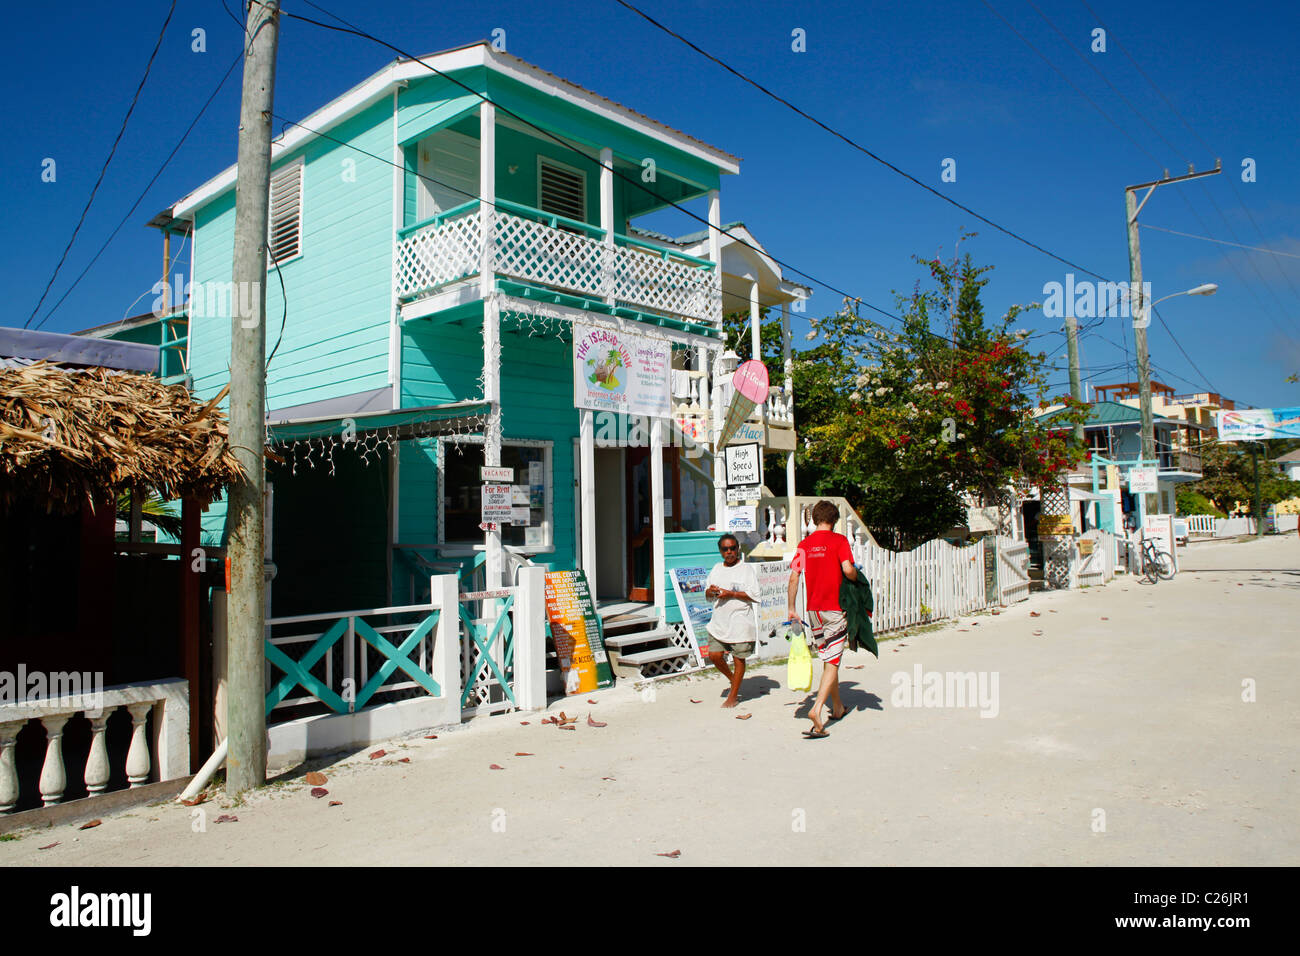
left=266, top=399, right=490, bottom=445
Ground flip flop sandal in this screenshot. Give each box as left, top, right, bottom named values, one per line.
left=803, top=729, right=830, bottom=739
left=826, top=710, right=848, bottom=724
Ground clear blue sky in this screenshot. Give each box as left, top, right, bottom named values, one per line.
left=4, top=0, right=1298, bottom=406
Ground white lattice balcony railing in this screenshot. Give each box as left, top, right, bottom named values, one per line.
left=395, top=200, right=484, bottom=299
left=395, top=199, right=722, bottom=326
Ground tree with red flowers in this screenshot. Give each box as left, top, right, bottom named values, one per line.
left=801, top=236, right=1088, bottom=547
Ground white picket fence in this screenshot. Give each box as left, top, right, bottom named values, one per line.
left=1183, top=514, right=1298, bottom=536
left=994, top=536, right=1031, bottom=605
left=1074, top=529, right=1117, bottom=587
left=856, top=537, right=1002, bottom=633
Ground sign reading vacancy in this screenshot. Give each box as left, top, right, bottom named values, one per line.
left=573, top=321, right=670, bottom=418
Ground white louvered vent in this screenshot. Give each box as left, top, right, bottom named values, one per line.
left=268, top=161, right=303, bottom=263
left=538, top=159, right=586, bottom=223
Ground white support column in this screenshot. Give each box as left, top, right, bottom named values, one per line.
left=707, top=190, right=724, bottom=524
left=600, top=147, right=615, bottom=303
left=580, top=409, right=597, bottom=595
left=430, top=574, right=462, bottom=723
left=749, top=280, right=761, bottom=361
left=708, top=189, right=722, bottom=328
left=480, top=102, right=503, bottom=590
left=711, top=348, right=726, bottom=525
left=651, top=416, right=666, bottom=621
left=388, top=87, right=403, bottom=399
left=38, top=714, right=68, bottom=806
left=513, top=566, right=547, bottom=710
left=782, top=301, right=796, bottom=522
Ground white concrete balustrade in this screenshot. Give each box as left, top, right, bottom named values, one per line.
left=0, top=679, right=189, bottom=814
left=764, top=386, right=794, bottom=427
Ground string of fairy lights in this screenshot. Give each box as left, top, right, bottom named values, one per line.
left=269, top=411, right=490, bottom=477
left=265, top=294, right=723, bottom=480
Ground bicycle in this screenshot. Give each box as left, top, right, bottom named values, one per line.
left=1139, top=535, right=1175, bottom=584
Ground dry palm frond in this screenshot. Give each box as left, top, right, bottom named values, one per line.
left=0, top=361, right=244, bottom=513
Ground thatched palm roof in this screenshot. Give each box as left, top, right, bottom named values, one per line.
left=0, top=361, right=244, bottom=512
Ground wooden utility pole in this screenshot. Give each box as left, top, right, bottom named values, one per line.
left=1064, top=312, right=1084, bottom=443
left=226, top=0, right=280, bottom=795
left=1125, top=162, right=1220, bottom=516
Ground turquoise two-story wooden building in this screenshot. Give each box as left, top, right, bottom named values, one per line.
left=132, top=43, right=806, bottom=679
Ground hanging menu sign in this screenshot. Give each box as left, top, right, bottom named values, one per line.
left=543, top=570, right=614, bottom=695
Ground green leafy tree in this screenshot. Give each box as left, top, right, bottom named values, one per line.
left=1191, top=442, right=1300, bottom=514
left=799, top=239, right=1088, bottom=547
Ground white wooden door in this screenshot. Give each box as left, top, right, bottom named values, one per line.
left=416, top=128, right=480, bottom=221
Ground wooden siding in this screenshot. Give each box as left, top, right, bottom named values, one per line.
left=398, top=318, right=578, bottom=570
left=188, top=101, right=396, bottom=414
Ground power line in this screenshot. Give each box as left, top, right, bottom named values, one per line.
left=1140, top=223, right=1300, bottom=260
left=278, top=6, right=1090, bottom=372
left=32, top=50, right=243, bottom=332
left=1076, top=0, right=1300, bottom=317
left=979, top=0, right=1164, bottom=170
left=972, top=1, right=1264, bottom=395
left=608, top=0, right=1112, bottom=281
left=24, top=0, right=178, bottom=328
left=271, top=109, right=1099, bottom=379
left=1025, top=0, right=1189, bottom=162
left=222, top=2, right=1152, bottom=399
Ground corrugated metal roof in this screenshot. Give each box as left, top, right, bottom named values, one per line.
left=1040, top=400, right=1188, bottom=429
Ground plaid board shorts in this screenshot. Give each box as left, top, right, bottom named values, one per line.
left=807, top=610, right=848, bottom=667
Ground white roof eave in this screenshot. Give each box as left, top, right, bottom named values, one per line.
left=172, top=44, right=738, bottom=220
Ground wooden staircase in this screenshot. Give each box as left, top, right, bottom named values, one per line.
left=597, top=603, right=693, bottom=678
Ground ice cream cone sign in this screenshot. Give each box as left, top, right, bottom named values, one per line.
left=718, top=360, right=770, bottom=448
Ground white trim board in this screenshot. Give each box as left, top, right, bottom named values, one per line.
left=171, top=45, right=737, bottom=219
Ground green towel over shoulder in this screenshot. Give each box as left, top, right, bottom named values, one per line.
left=839, top=571, right=878, bottom=658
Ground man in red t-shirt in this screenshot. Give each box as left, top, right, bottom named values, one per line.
left=787, top=500, right=857, bottom=738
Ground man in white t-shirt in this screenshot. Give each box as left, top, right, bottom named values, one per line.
left=704, top=534, right=759, bottom=708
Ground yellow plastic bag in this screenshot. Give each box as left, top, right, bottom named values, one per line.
left=786, top=625, right=813, bottom=692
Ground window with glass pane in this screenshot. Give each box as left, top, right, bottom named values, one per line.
left=442, top=442, right=549, bottom=548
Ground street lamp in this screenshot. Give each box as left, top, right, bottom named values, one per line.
left=1137, top=282, right=1218, bottom=326
left=1131, top=282, right=1218, bottom=475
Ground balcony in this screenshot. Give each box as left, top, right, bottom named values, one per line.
left=1073, top=450, right=1202, bottom=482
left=395, top=200, right=721, bottom=328
left=1161, top=450, right=1201, bottom=476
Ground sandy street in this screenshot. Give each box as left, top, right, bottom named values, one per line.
left=2, top=535, right=1296, bottom=867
